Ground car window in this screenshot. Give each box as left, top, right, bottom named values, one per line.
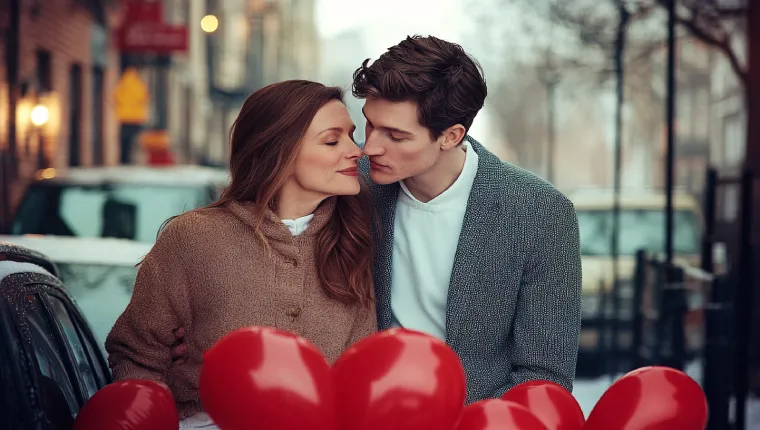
left=75, top=317, right=110, bottom=387
left=56, top=262, right=136, bottom=351
left=11, top=183, right=208, bottom=242
left=576, top=209, right=701, bottom=256
left=23, top=294, right=79, bottom=426
left=0, top=311, right=26, bottom=428
left=46, top=294, right=101, bottom=398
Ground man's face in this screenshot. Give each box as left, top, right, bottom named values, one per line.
left=361, top=97, right=440, bottom=184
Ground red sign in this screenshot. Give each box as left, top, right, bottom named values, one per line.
left=117, top=24, right=188, bottom=54
left=146, top=148, right=175, bottom=166
left=122, top=0, right=163, bottom=25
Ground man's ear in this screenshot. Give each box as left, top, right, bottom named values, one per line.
left=439, top=124, right=467, bottom=151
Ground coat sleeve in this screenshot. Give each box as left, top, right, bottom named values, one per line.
left=105, top=219, right=193, bottom=383
left=501, top=193, right=582, bottom=394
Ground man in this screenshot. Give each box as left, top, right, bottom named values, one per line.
left=352, top=36, right=581, bottom=400
left=171, top=35, right=582, bottom=401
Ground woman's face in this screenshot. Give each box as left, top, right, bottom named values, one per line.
left=290, top=100, right=362, bottom=197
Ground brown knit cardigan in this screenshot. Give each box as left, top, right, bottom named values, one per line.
left=105, top=198, right=377, bottom=419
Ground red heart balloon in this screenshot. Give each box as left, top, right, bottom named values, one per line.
left=73, top=379, right=178, bottom=430
left=584, top=366, right=708, bottom=430
left=199, top=326, right=335, bottom=430
left=454, top=399, right=549, bottom=430
left=332, top=328, right=466, bottom=430
left=501, top=380, right=584, bottom=430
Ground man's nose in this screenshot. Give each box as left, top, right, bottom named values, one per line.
left=362, top=136, right=383, bottom=156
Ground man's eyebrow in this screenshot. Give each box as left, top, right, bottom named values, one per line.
left=361, top=107, right=413, bottom=136
left=383, top=126, right=413, bottom=136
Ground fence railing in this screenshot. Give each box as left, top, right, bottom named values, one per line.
left=631, top=253, right=711, bottom=368
left=626, top=166, right=756, bottom=430
left=631, top=252, right=732, bottom=428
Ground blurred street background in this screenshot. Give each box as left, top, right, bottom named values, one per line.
left=0, top=0, right=759, bottom=428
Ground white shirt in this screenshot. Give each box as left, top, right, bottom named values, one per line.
left=281, top=214, right=314, bottom=236
left=390, top=142, right=479, bottom=339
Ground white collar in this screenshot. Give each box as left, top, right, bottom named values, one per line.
left=281, top=213, right=314, bottom=236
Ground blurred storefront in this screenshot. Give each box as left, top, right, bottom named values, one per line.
left=1, top=0, right=322, bottom=229
left=154, top=0, right=321, bottom=167
left=0, top=0, right=122, bottom=228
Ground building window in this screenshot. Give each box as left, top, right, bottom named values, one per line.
left=68, top=64, right=83, bottom=166
left=36, top=49, right=53, bottom=168
left=92, top=67, right=104, bottom=165
left=36, top=49, right=52, bottom=91
left=692, top=87, right=709, bottom=139
left=723, top=112, right=745, bottom=166
left=677, top=91, right=693, bottom=139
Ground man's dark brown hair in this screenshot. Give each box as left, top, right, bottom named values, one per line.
left=352, top=35, right=487, bottom=140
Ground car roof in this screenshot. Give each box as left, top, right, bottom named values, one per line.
left=32, top=165, right=230, bottom=187
left=568, top=188, right=701, bottom=211
left=0, top=241, right=60, bottom=279
left=0, top=236, right=153, bottom=267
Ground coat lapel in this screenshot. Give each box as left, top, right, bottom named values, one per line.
left=367, top=136, right=505, bottom=335
left=444, top=136, right=505, bottom=346
left=370, top=180, right=399, bottom=329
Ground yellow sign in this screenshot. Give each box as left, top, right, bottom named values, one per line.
left=113, top=67, right=149, bottom=124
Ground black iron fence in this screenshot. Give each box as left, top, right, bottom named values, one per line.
left=626, top=167, right=756, bottom=430
left=631, top=253, right=731, bottom=427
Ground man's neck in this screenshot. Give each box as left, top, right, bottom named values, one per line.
left=403, top=145, right=467, bottom=203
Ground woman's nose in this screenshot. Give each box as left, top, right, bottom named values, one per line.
left=346, top=143, right=362, bottom=159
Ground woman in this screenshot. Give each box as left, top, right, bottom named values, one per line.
left=105, top=80, right=377, bottom=426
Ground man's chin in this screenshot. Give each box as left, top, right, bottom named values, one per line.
left=369, top=170, right=399, bottom=185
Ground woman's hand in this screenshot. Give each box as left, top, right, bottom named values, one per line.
left=171, top=327, right=189, bottom=364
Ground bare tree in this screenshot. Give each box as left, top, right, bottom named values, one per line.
left=547, top=0, right=746, bottom=89
left=469, top=0, right=747, bottom=91
left=489, top=62, right=549, bottom=174
left=661, top=0, right=747, bottom=87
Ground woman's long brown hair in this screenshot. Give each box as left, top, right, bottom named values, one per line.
left=162, top=80, right=374, bottom=307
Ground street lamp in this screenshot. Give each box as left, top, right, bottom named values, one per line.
left=30, top=104, right=49, bottom=127
left=201, top=14, right=219, bottom=33
left=26, top=90, right=59, bottom=169
left=203, top=5, right=261, bottom=166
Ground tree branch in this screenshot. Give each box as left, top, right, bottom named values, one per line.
left=675, top=13, right=749, bottom=88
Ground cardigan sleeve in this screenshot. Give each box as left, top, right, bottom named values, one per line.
left=105, top=218, right=193, bottom=383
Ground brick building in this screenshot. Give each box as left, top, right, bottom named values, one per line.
left=1, top=0, right=121, bottom=224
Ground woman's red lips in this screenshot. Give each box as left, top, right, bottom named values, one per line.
left=338, top=167, right=359, bottom=176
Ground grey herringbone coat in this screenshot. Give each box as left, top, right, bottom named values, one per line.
left=363, top=136, right=582, bottom=402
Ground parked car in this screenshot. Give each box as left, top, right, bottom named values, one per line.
left=8, top=165, right=229, bottom=243
left=0, top=241, right=111, bottom=429
left=569, top=188, right=703, bottom=375
left=0, top=235, right=152, bottom=352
